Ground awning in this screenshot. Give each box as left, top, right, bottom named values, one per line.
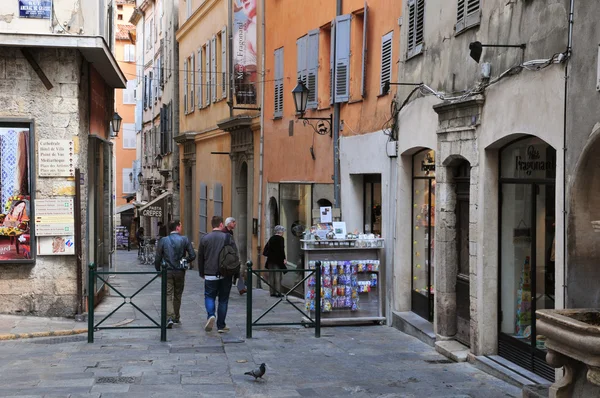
left=0, top=33, right=126, bottom=88
left=138, top=192, right=171, bottom=218
left=116, top=203, right=135, bottom=214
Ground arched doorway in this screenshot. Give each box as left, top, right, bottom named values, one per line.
left=267, top=197, right=279, bottom=240
left=236, top=162, right=249, bottom=263
left=498, top=136, right=556, bottom=380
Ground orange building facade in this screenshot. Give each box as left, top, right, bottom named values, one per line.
left=263, top=0, right=401, bottom=316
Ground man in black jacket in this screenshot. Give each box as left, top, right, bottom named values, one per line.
left=155, top=220, right=196, bottom=328
left=198, top=216, right=234, bottom=333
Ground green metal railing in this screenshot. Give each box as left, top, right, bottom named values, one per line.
left=87, top=263, right=167, bottom=343
left=246, top=260, right=321, bottom=339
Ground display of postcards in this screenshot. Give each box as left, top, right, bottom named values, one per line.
left=357, top=281, right=371, bottom=293
left=308, top=276, right=316, bottom=287
left=332, top=286, right=338, bottom=297
left=323, top=299, right=333, bottom=312
left=332, top=264, right=339, bottom=275
left=308, top=261, right=316, bottom=269
left=370, top=274, right=378, bottom=287
left=332, top=275, right=338, bottom=286
left=373, top=260, right=380, bottom=271
left=323, top=276, right=332, bottom=287
left=337, top=286, right=345, bottom=296
left=351, top=275, right=358, bottom=287
left=344, top=263, right=352, bottom=275
left=351, top=288, right=358, bottom=299
left=305, top=301, right=311, bottom=311
left=351, top=264, right=358, bottom=275
left=324, top=288, right=332, bottom=299
left=357, top=262, right=364, bottom=272
left=344, top=297, right=352, bottom=308
left=337, top=297, right=346, bottom=308
left=306, top=289, right=315, bottom=300
left=351, top=299, right=360, bottom=312
left=367, top=262, right=373, bottom=272
left=323, top=263, right=331, bottom=276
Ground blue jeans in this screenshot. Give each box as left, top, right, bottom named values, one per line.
left=204, top=276, right=233, bottom=330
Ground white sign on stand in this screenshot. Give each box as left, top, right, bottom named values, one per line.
left=38, top=139, right=75, bottom=177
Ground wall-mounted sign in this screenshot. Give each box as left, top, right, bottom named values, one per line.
left=37, top=236, right=75, bottom=256
left=38, top=139, right=75, bottom=177
left=19, top=0, right=52, bottom=19
left=515, top=145, right=556, bottom=176
left=35, top=197, right=75, bottom=236
left=233, top=0, right=257, bottom=104
left=141, top=205, right=163, bottom=219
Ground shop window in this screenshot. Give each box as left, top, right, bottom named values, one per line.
left=499, top=136, right=556, bottom=381
left=363, top=175, right=381, bottom=235
left=411, top=149, right=435, bottom=321
left=0, top=125, right=33, bottom=262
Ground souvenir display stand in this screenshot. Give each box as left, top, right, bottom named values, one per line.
left=301, top=239, right=385, bottom=325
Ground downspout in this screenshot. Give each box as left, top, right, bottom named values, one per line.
left=563, top=0, right=574, bottom=309
left=333, top=0, right=342, bottom=209
left=256, top=0, right=266, bottom=281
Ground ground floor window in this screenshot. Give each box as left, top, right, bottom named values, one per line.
left=0, top=124, right=33, bottom=261
left=499, top=136, right=556, bottom=381
left=411, top=149, right=436, bottom=321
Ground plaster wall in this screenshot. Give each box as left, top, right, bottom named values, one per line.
left=0, top=48, right=90, bottom=316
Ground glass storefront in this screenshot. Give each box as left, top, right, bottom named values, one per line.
left=498, top=136, right=556, bottom=381
left=411, top=149, right=436, bottom=321
left=0, top=125, right=33, bottom=262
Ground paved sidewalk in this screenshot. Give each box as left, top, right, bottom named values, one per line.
left=0, top=251, right=523, bottom=397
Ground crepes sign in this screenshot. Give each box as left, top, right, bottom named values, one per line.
left=19, top=0, right=52, bottom=19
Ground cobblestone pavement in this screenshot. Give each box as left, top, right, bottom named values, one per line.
left=0, top=251, right=522, bottom=397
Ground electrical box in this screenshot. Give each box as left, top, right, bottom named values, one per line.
left=386, top=141, right=398, bottom=158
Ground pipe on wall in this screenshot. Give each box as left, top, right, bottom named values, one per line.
left=333, top=0, right=342, bottom=209
left=256, top=0, right=266, bottom=282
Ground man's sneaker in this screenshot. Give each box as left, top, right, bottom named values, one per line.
left=205, top=316, right=216, bottom=332
left=217, top=326, right=230, bottom=333
left=167, top=319, right=174, bottom=329
left=173, top=319, right=181, bottom=324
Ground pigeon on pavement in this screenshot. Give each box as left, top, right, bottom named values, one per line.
left=244, top=363, right=266, bottom=380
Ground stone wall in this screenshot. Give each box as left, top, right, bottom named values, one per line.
left=0, top=47, right=89, bottom=317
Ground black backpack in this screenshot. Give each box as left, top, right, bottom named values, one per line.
left=218, top=234, right=240, bottom=277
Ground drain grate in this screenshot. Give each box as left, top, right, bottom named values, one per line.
left=96, top=376, right=138, bottom=384
left=424, top=359, right=454, bottom=364
left=29, top=335, right=87, bottom=344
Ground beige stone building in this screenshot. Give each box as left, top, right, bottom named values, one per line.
left=0, top=1, right=126, bottom=316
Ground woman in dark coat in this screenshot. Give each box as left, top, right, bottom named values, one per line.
left=263, top=225, right=287, bottom=297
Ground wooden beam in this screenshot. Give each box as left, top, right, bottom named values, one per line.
left=20, top=48, right=53, bottom=90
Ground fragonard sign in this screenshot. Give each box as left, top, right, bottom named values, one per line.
left=141, top=205, right=162, bottom=218
left=19, top=0, right=52, bottom=19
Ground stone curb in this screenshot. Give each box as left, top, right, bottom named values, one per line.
left=0, top=328, right=88, bottom=341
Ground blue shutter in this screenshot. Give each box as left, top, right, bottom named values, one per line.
left=296, top=35, right=307, bottom=87
left=380, top=31, right=393, bottom=95
left=361, top=3, right=368, bottom=98
left=307, top=29, right=319, bottom=109
left=274, top=48, right=284, bottom=118
left=335, top=14, right=351, bottom=103
left=330, top=21, right=335, bottom=104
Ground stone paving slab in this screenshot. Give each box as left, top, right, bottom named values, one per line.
left=0, top=251, right=524, bottom=397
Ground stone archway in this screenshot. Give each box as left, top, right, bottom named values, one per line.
left=568, top=124, right=600, bottom=308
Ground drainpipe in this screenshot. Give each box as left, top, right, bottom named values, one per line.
left=562, top=0, right=574, bottom=309
left=256, top=0, right=266, bottom=282
left=333, top=0, right=342, bottom=209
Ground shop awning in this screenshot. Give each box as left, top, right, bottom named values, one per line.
left=138, top=192, right=171, bottom=218
left=0, top=33, right=126, bottom=88
left=116, top=203, right=135, bottom=214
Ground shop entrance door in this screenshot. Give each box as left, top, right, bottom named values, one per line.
left=455, top=160, right=471, bottom=347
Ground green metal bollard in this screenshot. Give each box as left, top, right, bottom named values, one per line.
left=246, top=261, right=253, bottom=339
left=315, top=261, right=321, bottom=338
left=160, top=265, right=167, bottom=342
left=87, top=263, right=96, bottom=343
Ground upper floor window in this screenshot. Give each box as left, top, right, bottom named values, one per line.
left=380, top=31, right=393, bottom=95
left=273, top=47, right=284, bottom=118
left=407, top=0, right=425, bottom=59
left=122, top=124, right=136, bottom=149
left=456, top=0, right=481, bottom=34
left=124, top=44, right=136, bottom=62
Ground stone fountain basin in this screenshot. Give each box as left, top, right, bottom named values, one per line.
left=537, top=309, right=600, bottom=366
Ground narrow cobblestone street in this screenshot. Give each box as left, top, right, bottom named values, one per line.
left=0, top=251, right=521, bottom=397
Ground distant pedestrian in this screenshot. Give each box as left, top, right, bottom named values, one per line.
left=136, top=227, right=145, bottom=256
left=263, top=225, right=287, bottom=297
left=222, top=217, right=247, bottom=295
left=155, top=220, right=196, bottom=329
left=198, top=216, right=236, bottom=333
left=158, top=222, right=168, bottom=239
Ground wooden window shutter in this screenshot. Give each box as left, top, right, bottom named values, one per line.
left=296, top=35, right=307, bottom=87
left=456, top=0, right=466, bottom=32
left=183, top=61, right=188, bottom=113
left=407, top=0, right=425, bottom=58
left=222, top=26, right=227, bottom=99
left=274, top=48, right=284, bottom=118
left=330, top=21, right=335, bottom=104
left=334, top=14, right=351, bottom=103
left=198, top=48, right=203, bottom=108
left=380, top=31, right=393, bottom=95
left=361, top=3, right=368, bottom=98
left=307, top=29, right=319, bottom=109
left=211, top=35, right=217, bottom=103
left=205, top=41, right=211, bottom=106
left=190, top=54, right=195, bottom=110
left=199, top=183, right=208, bottom=235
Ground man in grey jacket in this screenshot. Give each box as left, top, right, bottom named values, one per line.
left=198, top=216, right=234, bottom=333
left=155, top=220, right=196, bottom=329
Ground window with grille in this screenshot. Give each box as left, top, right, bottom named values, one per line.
left=456, top=0, right=481, bottom=33
left=380, top=31, right=393, bottom=95
left=407, top=0, right=425, bottom=58
left=274, top=47, right=284, bottom=117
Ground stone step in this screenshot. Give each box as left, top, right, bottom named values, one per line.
left=469, top=354, right=552, bottom=389
left=391, top=311, right=436, bottom=347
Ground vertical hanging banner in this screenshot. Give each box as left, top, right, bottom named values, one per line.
left=233, top=0, right=257, bottom=104
left=19, top=0, right=52, bottom=19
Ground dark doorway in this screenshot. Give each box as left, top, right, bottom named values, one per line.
left=454, top=159, right=471, bottom=347
left=237, top=162, right=249, bottom=263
